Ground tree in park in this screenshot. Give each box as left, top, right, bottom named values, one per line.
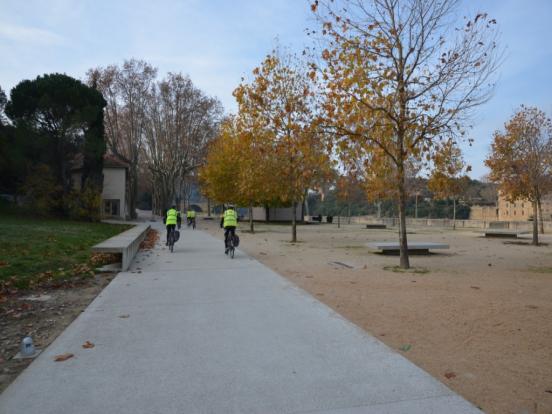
left=141, top=72, right=222, bottom=213
left=428, top=140, right=471, bottom=229
left=485, top=106, right=552, bottom=246
left=199, top=116, right=273, bottom=233
left=311, top=0, right=501, bottom=268
left=233, top=50, right=331, bottom=242
left=87, top=59, right=157, bottom=219
left=0, top=86, right=7, bottom=126
left=6, top=74, right=106, bottom=217
left=199, top=117, right=242, bottom=207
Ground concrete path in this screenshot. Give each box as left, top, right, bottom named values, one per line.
left=0, top=223, right=481, bottom=414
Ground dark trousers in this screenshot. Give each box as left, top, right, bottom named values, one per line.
left=166, top=224, right=176, bottom=242
left=224, top=226, right=236, bottom=248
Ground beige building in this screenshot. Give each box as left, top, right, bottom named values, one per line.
left=497, top=194, right=552, bottom=222
left=469, top=205, right=498, bottom=221
left=71, top=154, right=129, bottom=219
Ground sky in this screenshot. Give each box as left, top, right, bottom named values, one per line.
left=1, top=0, right=551, bottom=179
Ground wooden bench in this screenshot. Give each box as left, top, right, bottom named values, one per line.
left=483, top=229, right=527, bottom=238
left=92, top=224, right=150, bottom=271
left=367, top=242, right=449, bottom=255
left=365, top=224, right=387, bottom=229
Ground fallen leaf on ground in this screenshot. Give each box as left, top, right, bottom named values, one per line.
left=119, top=314, right=130, bottom=318
left=82, top=341, right=95, bottom=349
left=470, top=286, right=480, bottom=290
left=399, top=344, right=412, bottom=352
left=54, top=353, right=74, bottom=362
left=444, top=372, right=457, bottom=379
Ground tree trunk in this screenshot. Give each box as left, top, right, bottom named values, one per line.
left=347, top=202, right=351, bottom=224
left=538, top=197, right=544, bottom=234
left=415, top=193, right=418, bottom=219
left=249, top=205, right=254, bottom=233
left=398, top=176, right=410, bottom=269
left=207, top=198, right=211, bottom=217
left=453, top=198, right=456, bottom=230
left=532, top=200, right=539, bottom=246
left=128, top=165, right=138, bottom=219
left=291, top=201, right=297, bottom=243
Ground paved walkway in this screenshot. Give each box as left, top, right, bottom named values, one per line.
left=0, top=223, right=481, bottom=413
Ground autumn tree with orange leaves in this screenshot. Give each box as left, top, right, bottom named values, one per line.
left=310, top=0, right=501, bottom=268
left=199, top=117, right=242, bottom=208
left=485, top=106, right=552, bottom=245
left=199, top=116, right=281, bottom=234
left=233, top=50, right=331, bottom=242
left=428, top=140, right=471, bottom=230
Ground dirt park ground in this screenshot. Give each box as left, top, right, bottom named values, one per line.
left=203, top=219, right=552, bottom=414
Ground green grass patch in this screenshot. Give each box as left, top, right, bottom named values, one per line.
left=0, top=214, right=131, bottom=290
left=383, top=265, right=430, bottom=274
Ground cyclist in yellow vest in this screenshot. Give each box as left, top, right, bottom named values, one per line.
left=220, top=204, right=238, bottom=254
left=186, top=209, right=196, bottom=227
left=164, top=205, right=180, bottom=245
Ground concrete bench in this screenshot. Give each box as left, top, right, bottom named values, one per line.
left=365, top=224, right=387, bottom=229
left=92, top=224, right=150, bottom=271
left=483, top=229, right=527, bottom=238
left=488, top=221, right=509, bottom=229
left=367, top=242, right=449, bottom=255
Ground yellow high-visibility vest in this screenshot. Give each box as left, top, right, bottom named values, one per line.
left=223, top=209, right=237, bottom=227
left=166, top=209, right=178, bottom=225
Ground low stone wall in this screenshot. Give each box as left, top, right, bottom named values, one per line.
left=92, top=224, right=151, bottom=271
left=336, top=215, right=552, bottom=231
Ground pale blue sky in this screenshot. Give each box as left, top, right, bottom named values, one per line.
left=1, top=0, right=551, bottom=178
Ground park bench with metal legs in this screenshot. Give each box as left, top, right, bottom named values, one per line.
left=367, top=242, right=449, bottom=255
left=92, top=224, right=150, bottom=271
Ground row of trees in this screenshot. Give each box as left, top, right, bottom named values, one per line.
left=87, top=60, right=222, bottom=217
left=200, top=52, right=331, bottom=241
left=0, top=60, right=221, bottom=220
left=201, top=0, right=500, bottom=268
left=310, top=175, right=495, bottom=220
left=0, top=75, right=106, bottom=219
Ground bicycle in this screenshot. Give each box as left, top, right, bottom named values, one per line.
left=167, top=227, right=176, bottom=253
left=227, top=234, right=235, bottom=258
left=225, top=232, right=239, bottom=259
